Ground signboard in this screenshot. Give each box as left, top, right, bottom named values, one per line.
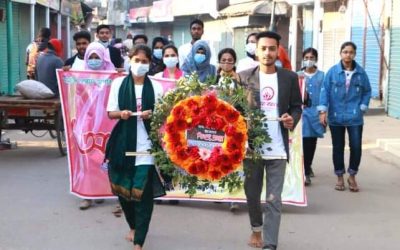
left=70, top=1, right=84, bottom=25
left=37, top=0, right=60, bottom=10
left=11, top=0, right=35, bottom=4
left=129, top=6, right=151, bottom=23
left=149, top=0, right=173, bottom=22
left=187, top=125, right=225, bottom=152
left=60, top=0, right=72, bottom=16
left=172, top=0, right=217, bottom=16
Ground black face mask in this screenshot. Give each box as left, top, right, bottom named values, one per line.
left=38, top=38, right=49, bottom=52
left=246, top=52, right=256, bottom=60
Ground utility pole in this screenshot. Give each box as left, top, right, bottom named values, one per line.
left=269, top=0, right=276, bottom=31
left=312, top=0, right=321, bottom=49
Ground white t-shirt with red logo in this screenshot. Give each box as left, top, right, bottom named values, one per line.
left=259, top=72, right=287, bottom=159
left=344, top=70, right=354, bottom=93
left=107, top=76, right=163, bottom=166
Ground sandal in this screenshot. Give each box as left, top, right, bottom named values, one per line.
left=347, top=178, right=359, bottom=192
left=334, top=183, right=345, bottom=191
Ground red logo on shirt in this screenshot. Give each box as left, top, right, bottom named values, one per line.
left=137, top=98, right=142, bottom=111
left=262, top=87, right=275, bottom=101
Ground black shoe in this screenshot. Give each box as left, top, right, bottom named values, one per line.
left=305, top=175, right=312, bottom=186
left=309, top=168, right=315, bottom=177
left=263, top=244, right=277, bottom=250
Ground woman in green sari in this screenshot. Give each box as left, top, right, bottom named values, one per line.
left=106, top=45, right=165, bottom=250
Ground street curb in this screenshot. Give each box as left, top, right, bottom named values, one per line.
left=376, top=138, right=400, bottom=158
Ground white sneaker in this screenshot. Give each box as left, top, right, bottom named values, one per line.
left=229, top=202, right=239, bottom=212
left=79, top=199, right=92, bottom=210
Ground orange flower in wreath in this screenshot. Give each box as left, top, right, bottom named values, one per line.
left=163, top=93, right=247, bottom=181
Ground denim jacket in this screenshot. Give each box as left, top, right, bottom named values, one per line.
left=298, top=70, right=326, bottom=137
left=317, top=61, right=371, bottom=126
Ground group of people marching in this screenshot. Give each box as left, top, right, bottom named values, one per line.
left=25, top=17, right=371, bottom=250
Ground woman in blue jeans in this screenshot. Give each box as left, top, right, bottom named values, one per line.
left=318, top=41, right=371, bottom=192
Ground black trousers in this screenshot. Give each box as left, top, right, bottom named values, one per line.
left=303, top=137, right=318, bottom=176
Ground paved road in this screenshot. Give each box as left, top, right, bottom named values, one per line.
left=1, top=115, right=400, bottom=250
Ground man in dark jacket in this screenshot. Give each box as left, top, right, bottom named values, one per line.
left=96, top=24, right=123, bottom=69
left=64, top=30, right=91, bottom=70
left=238, top=31, right=302, bottom=250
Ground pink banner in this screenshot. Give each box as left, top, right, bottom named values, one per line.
left=57, top=71, right=305, bottom=205
left=148, top=75, right=176, bottom=93
left=57, top=70, right=126, bottom=198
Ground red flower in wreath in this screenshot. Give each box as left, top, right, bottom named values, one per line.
left=163, top=95, right=247, bottom=181
left=172, top=105, right=186, bottom=118
left=229, top=149, right=244, bottom=164
left=226, top=109, right=240, bottom=123
left=187, top=146, right=200, bottom=159
left=217, top=103, right=230, bottom=117
left=174, top=118, right=188, bottom=130
left=202, top=93, right=218, bottom=110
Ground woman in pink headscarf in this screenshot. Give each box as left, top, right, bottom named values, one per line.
left=84, top=42, right=116, bottom=71
left=77, top=41, right=116, bottom=210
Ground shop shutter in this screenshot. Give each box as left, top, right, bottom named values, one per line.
left=388, top=0, right=400, bottom=118
left=17, top=4, right=31, bottom=83
left=351, top=0, right=365, bottom=66
left=302, top=7, right=313, bottom=50
left=364, top=0, right=382, bottom=98
left=0, top=1, right=8, bottom=94
left=322, top=12, right=346, bottom=72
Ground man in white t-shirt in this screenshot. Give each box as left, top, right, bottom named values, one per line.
left=64, top=31, right=91, bottom=70
left=238, top=32, right=302, bottom=250
left=178, top=19, right=216, bottom=68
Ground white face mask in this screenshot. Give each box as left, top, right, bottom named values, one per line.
left=99, top=40, right=110, bottom=48
left=130, top=63, right=150, bottom=76
left=245, top=42, right=256, bottom=55
left=303, top=59, right=316, bottom=68
left=163, top=57, right=179, bottom=68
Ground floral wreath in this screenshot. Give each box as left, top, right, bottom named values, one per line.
left=150, top=74, right=270, bottom=196
left=164, top=94, right=247, bottom=181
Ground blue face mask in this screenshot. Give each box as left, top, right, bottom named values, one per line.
left=275, top=59, right=283, bottom=67
left=87, top=59, right=103, bottom=70
left=153, top=49, right=163, bottom=59
left=163, top=57, right=179, bottom=68
left=194, top=53, right=206, bottom=64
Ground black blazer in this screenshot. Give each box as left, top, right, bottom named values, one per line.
left=108, top=46, right=123, bottom=68
left=238, top=66, right=302, bottom=161
left=64, top=54, right=78, bottom=66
